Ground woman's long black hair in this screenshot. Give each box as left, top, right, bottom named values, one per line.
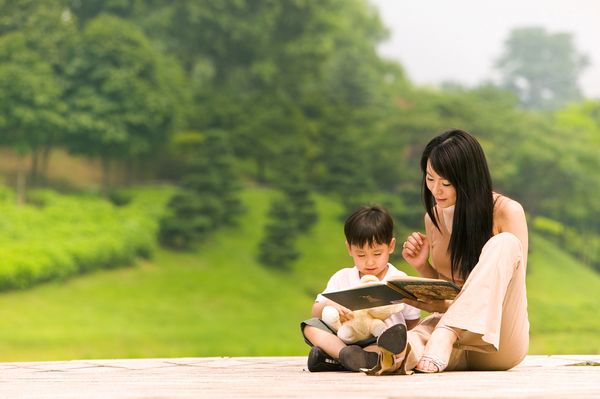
left=421, top=129, right=494, bottom=281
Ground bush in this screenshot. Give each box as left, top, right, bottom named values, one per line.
left=0, top=185, right=173, bottom=291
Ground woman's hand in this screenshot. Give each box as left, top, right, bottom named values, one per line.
left=403, top=298, right=453, bottom=314
left=402, top=232, right=430, bottom=269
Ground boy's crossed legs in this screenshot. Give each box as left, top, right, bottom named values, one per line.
left=303, top=322, right=407, bottom=372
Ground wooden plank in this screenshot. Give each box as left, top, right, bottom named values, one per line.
left=0, top=355, right=598, bottom=398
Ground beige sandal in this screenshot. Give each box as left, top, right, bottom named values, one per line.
left=414, top=354, right=448, bottom=373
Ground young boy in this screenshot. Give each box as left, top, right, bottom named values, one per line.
left=301, top=205, right=421, bottom=372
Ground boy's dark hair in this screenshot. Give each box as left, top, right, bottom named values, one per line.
left=344, top=205, right=394, bottom=247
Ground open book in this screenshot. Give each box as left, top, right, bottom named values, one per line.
left=322, top=276, right=461, bottom=311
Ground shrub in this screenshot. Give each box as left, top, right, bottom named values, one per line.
left=0, top=185, right=173, bottom=291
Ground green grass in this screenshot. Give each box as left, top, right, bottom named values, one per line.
left=0, top=187, right=597, bottom=361
left=527, top=234, right=600, bottom=354
left=0, top=187, right=318, bottom=360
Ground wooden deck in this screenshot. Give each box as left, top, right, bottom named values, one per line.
left=0, top=355, right=598, bottom=398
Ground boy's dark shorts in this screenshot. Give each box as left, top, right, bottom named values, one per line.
left=300, top=317, right=377, bottom=348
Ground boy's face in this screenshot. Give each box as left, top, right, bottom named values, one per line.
left=346, top=238, right=396, bottom=280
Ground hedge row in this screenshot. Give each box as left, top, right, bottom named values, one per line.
left=0, top=186, right=173, bottom=291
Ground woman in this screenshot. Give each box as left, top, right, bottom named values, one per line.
left=368, top=129, right=529, bottom=374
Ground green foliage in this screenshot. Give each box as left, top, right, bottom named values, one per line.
left=532, top=216, right=600, bottom=272
left=284, top=182, right=318, bottom=234
left=65, top=13, right=188, bottom=191
left=159, top=130, right=244, bottom=249
left=0, top=185, right=173, bottom=290
left=258, top=167, right=318, bottom=269
left=0, top=0, right=598, bottom=285
left=553, top=101, right=600, bottom=231
left=258, top=198, right=300, bottom=270
left=107, top=188, right=134, bottom=207
left=0, top=29, right=67, bottom=202
left=533, top=216, right=565, bottom=237
left=0, top=32, right=65, bottom=152
left=120, top=0, right=400, bottom=188
left=0, top=1, right=76, bottom=73
left=495, top=26, right=589, bottom=110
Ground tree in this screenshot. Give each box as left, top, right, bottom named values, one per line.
left=159, top=130, right=244, bottom=249
left=283, top=178, right=318, bottom=233
left=0, top=0, right=76, bottom=187
left=258, top=198, right=300, bottom=270
left=495, top=26, right=589, bottom=110
left=553, top=101, right=600, bottom=232
left=65, top=14, right=187, bottom=194
left=256, top=148, right=317, bottom=268
left=0, top=32, right=66, bottom=204
left=65, top=0, right=403, bottom=196
left=275, top=151, right=318, bottom=233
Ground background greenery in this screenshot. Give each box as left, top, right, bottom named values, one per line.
left=0, top=0, right=598, bottom=360
left=0, top=187, right=597, bottom=361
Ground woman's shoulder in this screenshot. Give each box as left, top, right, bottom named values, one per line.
left=424, top=208, right=441, bottom=225
left=493, top=193, right=525, bottom=223
left=424, top=211, right=432, bottom=224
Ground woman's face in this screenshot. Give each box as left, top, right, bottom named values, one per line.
left=426, top=160, right=457, bottom=208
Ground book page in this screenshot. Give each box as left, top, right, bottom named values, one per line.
left=387, top=278, right=460, bottom=301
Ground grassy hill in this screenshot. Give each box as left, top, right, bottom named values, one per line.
left=0, top=186, right=597, bottom=361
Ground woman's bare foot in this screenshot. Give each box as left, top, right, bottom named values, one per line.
left=415, top=326, right=458, bottom=373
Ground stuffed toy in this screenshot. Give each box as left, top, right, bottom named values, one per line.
left=321, top=274, right=404, bottom=344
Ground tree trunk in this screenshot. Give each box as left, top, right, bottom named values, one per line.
left=30, top=149, right=39, bottom=186
left=125, top=158, right=134, bottom=186
left=41, top=145, right=52, bottom=179
left=256, top=157, right=266, bottom=183
left=101, top=156, right=111, bottom=197
left=16, top=154, right=27, bottom=205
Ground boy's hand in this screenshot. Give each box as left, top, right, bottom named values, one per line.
left=335, top=304, right=354, bottom=323
left=402, top=232, right=430, bottom=269
left=403, top=298, right=453, bottom=314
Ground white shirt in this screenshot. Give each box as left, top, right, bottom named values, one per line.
left=316, top=263, right=421, bottom=321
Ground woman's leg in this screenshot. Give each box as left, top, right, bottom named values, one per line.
left=365, top=314, right=457, bottom=375
left=422, top=232, right=529, bottom=371
left=415, top=326, right=460, bottom=372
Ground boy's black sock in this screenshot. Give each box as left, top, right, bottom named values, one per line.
left=307, top=346, right=346, bottom=372
left=338, top=345, right=379, bottom=372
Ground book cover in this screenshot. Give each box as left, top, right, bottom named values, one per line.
left=322, top=284, right=408, bottom=311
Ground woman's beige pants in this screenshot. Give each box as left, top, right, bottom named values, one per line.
left=403, top=232, right=529, bottom=372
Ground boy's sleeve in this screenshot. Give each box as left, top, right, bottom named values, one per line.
left=402, top=304, right=421, bottom=321
left=315, top=270, right=344, bottom=302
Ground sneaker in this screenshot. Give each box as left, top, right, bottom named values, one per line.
left=307, top=346, right=345, bottom=372
left=377, top=323, right=407, bottom=354
left=338, top=345, right=379, bottom=372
